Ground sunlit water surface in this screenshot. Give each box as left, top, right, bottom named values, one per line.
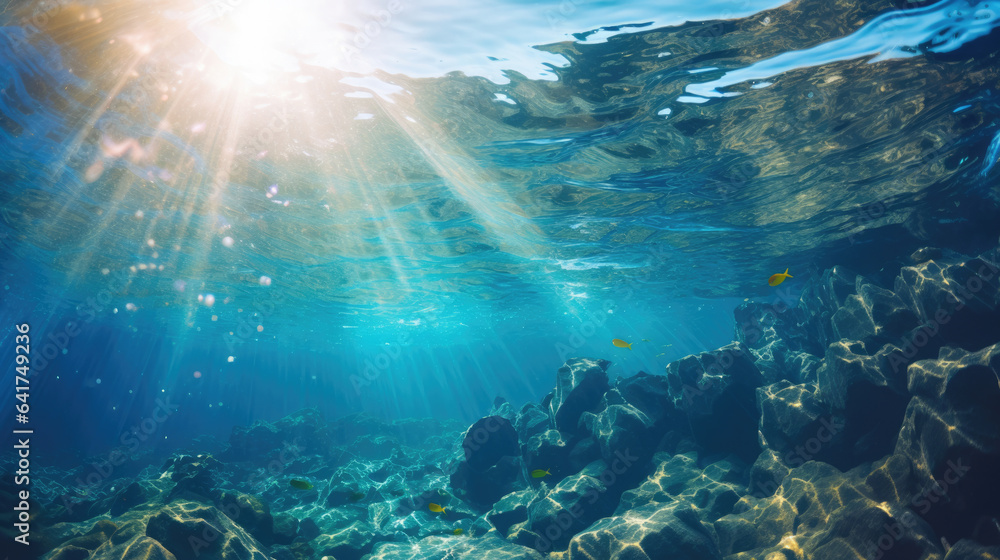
left=1, top=0, right=999, bottom=456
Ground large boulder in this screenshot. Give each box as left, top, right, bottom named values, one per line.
left=145, top=500, right=272, bottom=560
left=549, top=358, right=611, bottom=432
left=665, top=342, right=764, bottom=462
left=893, top=253, right=1000, bottom=352
left=450, top=415, right=523, bottom=506
left=515, top=402, right=551, bottom=442
left=715, top=461, right=942, bottom=560
left=586, top=393, right=667, bottom=471
left=526, top=459, right=633, bottom=552
left=523, top=429, right=571, bottom=478
left=487, top=489, right=537, bottom=537
left=831, top=278, right=920, bottom=347
left=216, top=491, right=273, bottom=546
left=891, top=343, right=1000, bottom=540
left=566, top=502, right=721, bottom=560
left=366, top=533, right=543, bottom=560
left=461, top=415, right=519, bottom=471
left=592, top=372, right=683, bottom=464
left=617, top=452, right=743, bottom=523
left=88, top=535, right=176, bottom=560
left=814, top=341, right=911, bottom=469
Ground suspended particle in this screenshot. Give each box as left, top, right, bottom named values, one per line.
left=222, top=236, right=234, bottom=247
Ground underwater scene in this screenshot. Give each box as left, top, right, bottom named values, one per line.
left=2, top=0, right=1000, bottom=558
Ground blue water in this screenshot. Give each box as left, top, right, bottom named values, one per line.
left=1, top=0, right=999, bottom=473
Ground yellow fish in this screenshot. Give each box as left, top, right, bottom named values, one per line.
left=641, top=339, right=650, bottom=342
left=453, top=528, right=464, bottom=535
left=769, top=268, right=793, bottom=287
left=656, top=352, right=665, bottom=357
left=429, top=503, right=447, bottom=515
left=289, top=479, right=313, bottom=491
left=531, top=469, right=551, bottom=478
left=612, top=338, right=632, bottom=349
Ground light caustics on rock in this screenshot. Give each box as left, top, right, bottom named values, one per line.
left=684, top=0, right=1000, bottom=101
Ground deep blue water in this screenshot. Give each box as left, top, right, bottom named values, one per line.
left=1, top=0, right=1000, bottom=550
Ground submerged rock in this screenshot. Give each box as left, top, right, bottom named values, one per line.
left=487, top=489, right=537, bottom=537
left=367, top=533, right=544, bottom=560
left=450, top=415, right=523, bottom=506
left=526, top=459, right=621, bottom=551
left=549, top=358, right=612, bottom=432
left=515, top=402, right=551, bottom=442
left=565, top=502, right=720, bottom=560
left=616, top=452, right=743, bottom=523
left=144, top=500, right=272, bottom=560
left=891, top=343, right=1000, bottom=540
left=31, top=245, right=1000, bottom=560
left=523, top=429, right=571, bottom=478
left=666, top=342, right=764, bottom=462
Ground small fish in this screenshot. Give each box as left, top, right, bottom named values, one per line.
left=453, top=528, right=464, bottom=535
left=348, top=491, right=366, bottom=502
left=429, top=503, right=447, bottom=515
left=531, top=469, right=551, bottom=478
left=768, top=268, right=792, bottom=287
left=289, top=479, right=313, bottom=491
left=612, top=338, right=632, bottom=349
left=661, top=344, right=672, bottom=347
left=656, top=352, right=666, bottom=357
left=641, top=338, right=650, bottom=342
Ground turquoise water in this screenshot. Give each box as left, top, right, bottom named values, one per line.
left=1, top=0, right=999, bottom=556
left=2, top=0, right=999, bottom=443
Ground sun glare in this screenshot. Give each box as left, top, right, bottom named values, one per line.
left=190, top=0, right=331, bottom=82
